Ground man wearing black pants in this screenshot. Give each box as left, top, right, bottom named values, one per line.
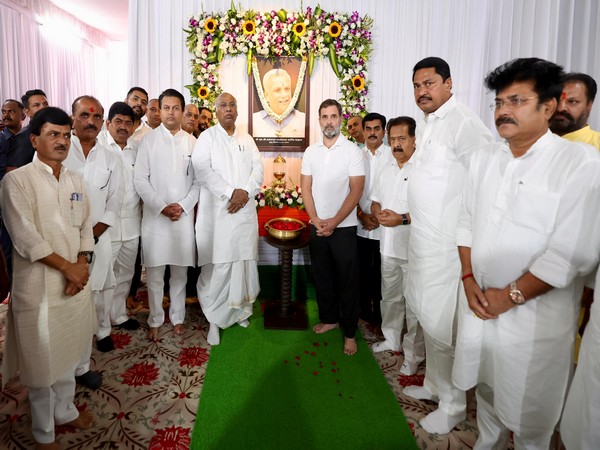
left=301, top=99, right=365, bottom=355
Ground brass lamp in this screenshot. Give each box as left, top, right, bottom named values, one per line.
left=273, top=154, right=286, bottom=185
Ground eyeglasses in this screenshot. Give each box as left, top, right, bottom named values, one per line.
left=489, top=96, right=537, bottom=111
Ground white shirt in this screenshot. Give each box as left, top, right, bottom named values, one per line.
left=252, top=109, right=305, bottom=138
left=370, top=160, right=412, bottom=259
left=128, top=121, right=151, bottom=149
left=193, top=123, right=264, bottom=266
left=453, top=131, right=600, bottom=433
left=406, top=95, right=493, bottom=345
left=301, top=134, right=365, bottom=228
left=134, top=124, right=198, bottom=267
left=97, top=130, right=141, bottom=241
left=357, top=143, right=393, bottom=239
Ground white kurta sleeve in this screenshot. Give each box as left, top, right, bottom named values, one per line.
left=242, top=137, right=264, bottom=197
left=177, top=175, right=200, bottom=215
left=529, top=154, right=600, bottom=288
left=1, top=174, right=53, bottom=261
left=456, top=156, right=476, bottom=248
left=193, top=132, right=235, bottom=201
left=134, top=138, right=167, bottom=217
left=98, top=155, right=124, bottom=227
left=454, top=117, right=493, bottom=168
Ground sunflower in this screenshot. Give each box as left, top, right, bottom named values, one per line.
left=352, top=75, right=365, bottom=91
left=293, top=22, right=306, bottom=37
left=197, top=86, right=209, bottom=99
left=242, top=20, right=256, bottom=35
left=204, top=18, right=217, bottom=33
left=328, top=21, right=342, bottom=38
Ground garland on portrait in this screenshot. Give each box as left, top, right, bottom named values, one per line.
left=184, top=2, right=373, bottom=131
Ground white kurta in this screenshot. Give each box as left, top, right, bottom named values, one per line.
left=128, top=121, right=151, bottom=149
left=453, top=131, right=600, bottom=435
left=134, top=124, right=198, bottom=267
left=407, top=95, right=493, bottom=345
left=63, top=135, right=124, bottom=291
left=369, top=160, right=412, bottom=260
left=193, top=123, right=263, bottom=266
left=561, top=267, right=600, bottom=450
left=1, top=160, right=95, bottom=388
left=357, top=143, right=393, bottom=240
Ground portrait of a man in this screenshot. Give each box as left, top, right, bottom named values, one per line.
left=249, top=57, right=309, bottom=151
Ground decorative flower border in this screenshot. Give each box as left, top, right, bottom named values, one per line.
left=184, top=3, right=373, bottom=131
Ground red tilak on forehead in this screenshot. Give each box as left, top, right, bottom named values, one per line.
left=561, top=92, right=567, bottom=100
left=90, top=106, right=95, bottom=112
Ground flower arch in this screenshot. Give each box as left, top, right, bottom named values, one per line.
left=184, top=3, right=373, bottom=128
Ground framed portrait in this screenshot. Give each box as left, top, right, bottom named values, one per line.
left=248, top=56, right=309, bottom=152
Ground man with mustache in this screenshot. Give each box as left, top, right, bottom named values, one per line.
left=403, top=57, right=493, bottom=435
left=64, top=96, right=124, bottom=389
left=97, top=102, right=141, bottom=335
left=182, top=104, right=201, bottom=137
left=134, top=88, right=198, bottom=343
left=301, top=99, right=365, bottom=356
left=252, top=68, right=305, bottom=138
left=7, top=89, right=49, bottom=172
left=198, top=106, right=213, bottom=134
left=454, top=57, right=600, bottom=449
left=1, top=107, right=96, bottom=448
left=356, top=112, right=393, bottom=332
left=145, top=99, right=161, bottom=129
left=550, top=73, right=600, bottom=150
left=193, top=92, right=263, bottom=345
left=125, top=86, right=150, bottom=148
left=370, top=116, right=425, bottom=376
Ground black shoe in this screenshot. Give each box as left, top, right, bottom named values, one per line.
left=115, top=318, right=140, bottom=330
left=75, top=370, right=102, bottom=390
left=96, top=335, right=115, bottom=352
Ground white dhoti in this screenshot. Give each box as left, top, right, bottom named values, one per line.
left=198, top=261, right=259, bottom=328
left=380, top=255, right=425, bottom=364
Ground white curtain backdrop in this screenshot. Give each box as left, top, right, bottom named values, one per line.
left=0, top=0, right=114, bottom=113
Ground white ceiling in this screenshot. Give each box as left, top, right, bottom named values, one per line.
left=49, top=0, right=129, bottom=41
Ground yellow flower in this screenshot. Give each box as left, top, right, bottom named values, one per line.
left=352, top=75, right=365, bottom=91
left=328, top=21, right=342, bottom=38
left=242, top=20, right=256, bottom=35
left=204, top=18, right=217, bottom=33
left=293, top=22, right=306, bottom=37
left=197, top=86, right=209, bottom=99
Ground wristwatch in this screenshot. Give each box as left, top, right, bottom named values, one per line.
left=509, top=281, right=525, bottom=305
left=401, top=214, right=410, bottom=225
left=78, top=251, right=94, bottom=264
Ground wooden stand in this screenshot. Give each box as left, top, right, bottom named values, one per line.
left=263, top=231, right=310, bottom=330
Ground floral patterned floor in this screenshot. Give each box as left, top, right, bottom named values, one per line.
left=0, top=294, right=491, bottom=449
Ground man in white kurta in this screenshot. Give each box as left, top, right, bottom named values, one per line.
left=370, top=117, right=425, bottom=376
left=193, top=92, right=263, bottom=346
left=404, top=57, right=493, bottom=434
left=356, top=113, right=393, bottom=328
left=454, top=58, right=600, bottom=449
left=98, top=102, right=141, bottom=332
left=560, top=266, right=600, bottom=450
left=1, top=107, right=96, bottom=446
left=64, top=96, right=124, bottom=361
left=134, top=89, right=198, bottom=341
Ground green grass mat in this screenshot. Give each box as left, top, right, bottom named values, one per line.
left=191, top=267, right=417, bottom=449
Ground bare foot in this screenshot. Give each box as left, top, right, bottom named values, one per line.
left=313, top=322, right=339, bottom=334
left=147, top=327, right=159, bottom=342
left=64, top=410, right=94, bottom=429
left=35, top=443, right=60, bottom=450
left=173, top=324, right=186, bottom=336
left=344, top=337, right=358, bottom=356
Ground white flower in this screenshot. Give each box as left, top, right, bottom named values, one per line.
left=287, top=198, right=293, bottom=205
left=231, top=18, right=237, bottom=25
left=297, top=198, right=303, bottom=204
left=280, top=193, right=286, bottom=199
left=291, top=191, right=298, bottom=198
left=259, top=199, right=266, bottom=207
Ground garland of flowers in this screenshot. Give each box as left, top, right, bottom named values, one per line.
left=252, top=58, right=307, bottom=123
left=184, top=3, right=373, bottom=129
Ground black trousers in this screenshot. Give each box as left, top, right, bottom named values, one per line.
left=309, top=225, right=360, bottom=338
left=357, top=235, right=382, bottom=325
